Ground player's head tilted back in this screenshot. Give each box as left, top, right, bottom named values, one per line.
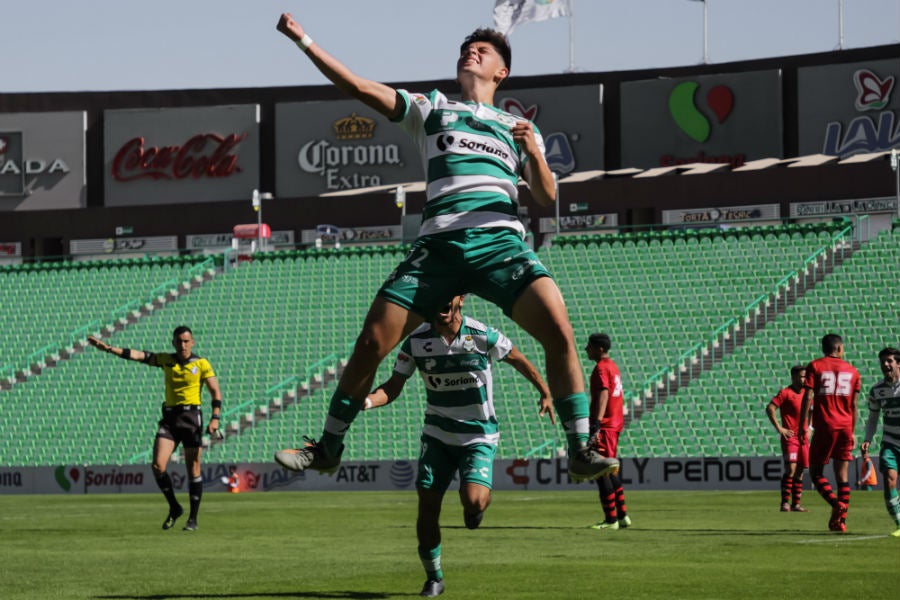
left=457, top=28, right=511, bottom=86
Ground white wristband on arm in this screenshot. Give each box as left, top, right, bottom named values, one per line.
left=363, top=398, right=373, bottom=410
left=295, top=34, right=314, bottom=52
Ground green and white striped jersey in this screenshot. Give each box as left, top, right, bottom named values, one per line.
left=395, top=88, right=545, bottom=238
left=865, top=378, right=900, bottom=449
left=393, top=315, right=513, bottom=447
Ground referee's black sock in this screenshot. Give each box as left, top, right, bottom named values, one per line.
left=188, top=476, right=203, bottom=521
left=154, top=472, right=180, bottom=511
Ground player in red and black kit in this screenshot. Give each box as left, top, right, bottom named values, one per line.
left=585, top=333, right=631, bottom=530
left=800, top=333, right=861, bottom=533
left=765, top=365, right=810, bottom=512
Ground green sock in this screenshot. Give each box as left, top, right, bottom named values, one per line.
left=320, top=389, right=363, bottom=456
left=553, top=393, right=590, bottom=452
left=418, top=544, right=443, bottom=581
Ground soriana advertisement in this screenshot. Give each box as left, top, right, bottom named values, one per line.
left=620, top=70, right=783, bottom=169
left=103, top=105, right=260, bottom=206
left=0, top=111, right=86, bottom=211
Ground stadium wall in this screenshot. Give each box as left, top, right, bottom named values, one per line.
left=0, top=456, right=840, bottom=495
left=0, top=44, right=898, bottom=257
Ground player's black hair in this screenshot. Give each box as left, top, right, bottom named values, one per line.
left=790, top=365, right=805, bottom=377
left=588, top=332, right=612, bottom=352
left=173, top=325, right=193, bottom=339
left=461, top=28, right=512, bottom=73
left=821, top=333, right=843, bottom=355
left=878, top=347, right=900, bottom=361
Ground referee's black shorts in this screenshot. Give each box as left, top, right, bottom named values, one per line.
left=156, top=405, right=203, bottom=449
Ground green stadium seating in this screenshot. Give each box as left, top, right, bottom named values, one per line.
left=2, top=222, right=896, bottom=466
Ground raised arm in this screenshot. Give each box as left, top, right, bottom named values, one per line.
left=277, top=12, right=402, bottom=120
left=502, top=346, right=555, bottom=424
left=87, top=336, right=149, bottom=363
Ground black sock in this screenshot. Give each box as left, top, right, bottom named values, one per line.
left=155, top=472, right=180, bottom=511
left=188, top=476, right=203, bottom=521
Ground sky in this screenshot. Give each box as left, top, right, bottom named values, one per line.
left=3, top=0, right=899, bottom=93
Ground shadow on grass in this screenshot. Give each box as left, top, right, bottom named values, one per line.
left=95, top=592, right=408, bottom=599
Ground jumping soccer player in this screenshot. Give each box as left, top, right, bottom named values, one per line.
left=273, top=12, right=618, bottom=485
left=363, top=294, right=554, bottom=596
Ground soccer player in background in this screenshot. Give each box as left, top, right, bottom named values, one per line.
left=584, top=333, right=631, bottom=530
left=362, top=295, right=554, bottom=597
left=765, top=365, right=810, bottom=512
left=800, top=333, right=861, bottom=533
left=272, top=12, right=618, bottom=483
left=860, top=347, right=900, bottom=537
left=87, top=327, right=222, bottom=531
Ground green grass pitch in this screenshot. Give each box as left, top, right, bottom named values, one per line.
left=1, top=490, right=897, bottom=599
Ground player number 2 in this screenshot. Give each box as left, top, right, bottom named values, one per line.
left=818, top=371, right=854, bottom=396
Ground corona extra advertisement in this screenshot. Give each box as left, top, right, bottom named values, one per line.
left=275, top=100, right=421, bottom=197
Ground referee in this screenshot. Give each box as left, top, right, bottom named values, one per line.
left=88, top=326, right=222, bottom=531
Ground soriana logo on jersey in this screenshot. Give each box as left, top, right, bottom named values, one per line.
left=104, top=105, right=260, bottom=207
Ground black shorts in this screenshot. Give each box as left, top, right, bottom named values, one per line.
left=156, top=406, right=203, bottom=449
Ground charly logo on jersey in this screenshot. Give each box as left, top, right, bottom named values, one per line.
left=498, top=97, right=575, bottom=175
left=823, top=67, right=900, bottom=157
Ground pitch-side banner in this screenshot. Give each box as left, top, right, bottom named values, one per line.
left=0, top=457, right=792, bottom=495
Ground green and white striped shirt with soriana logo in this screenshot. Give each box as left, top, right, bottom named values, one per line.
left=395, top=88, right=545, bottom=238
left=393, top=315, right=513, bottom=447
left=865, top=378, right=900, bottom=450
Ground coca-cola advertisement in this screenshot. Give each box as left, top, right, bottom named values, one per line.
left=104, top=105, right=259, bottom=206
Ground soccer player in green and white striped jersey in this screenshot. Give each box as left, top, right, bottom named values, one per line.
left=861, top=347, right=900, bottom=537
left=363, top=295, right=554, bottom=597
left=274, top=12, right=619, bottom=492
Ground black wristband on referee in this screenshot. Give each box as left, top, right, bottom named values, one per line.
left=210, top=414, right=220, bottom=420
left=120, top=348, right=131, bottom=360
left=211, top=399, right=222, bottom=409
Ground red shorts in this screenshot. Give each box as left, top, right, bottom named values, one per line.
left=593, top=428, right=620, bottom=458
left=780, top=435, right=809, bottom=468
left=809, top=427, right=854, bottom=464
